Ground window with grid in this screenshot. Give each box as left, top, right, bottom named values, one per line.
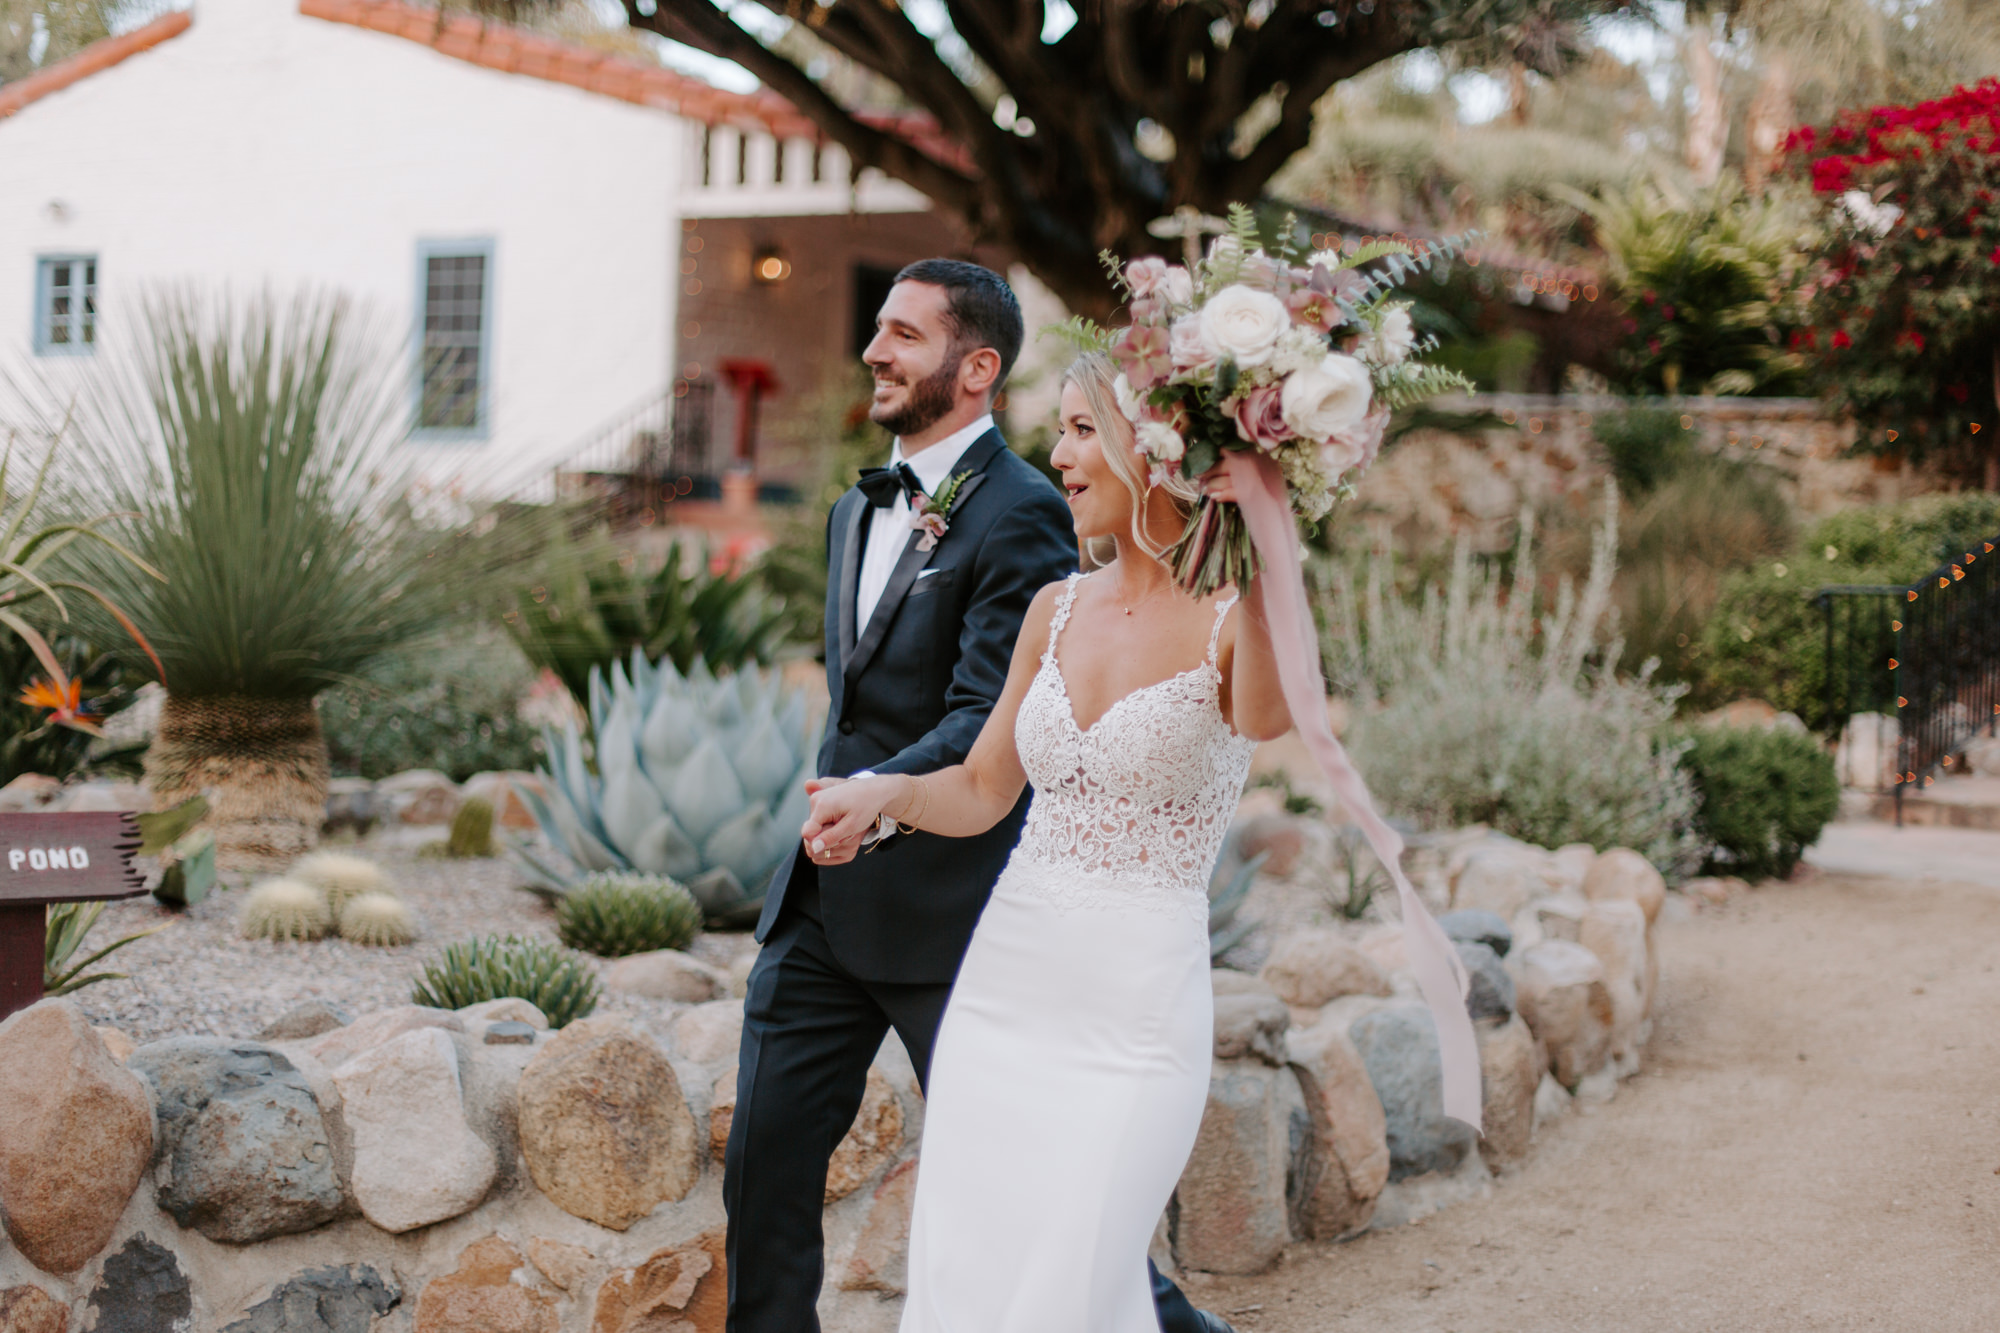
left=418, top=249, right=489, bottom=433
left=35, top=256, right=97, bottom=354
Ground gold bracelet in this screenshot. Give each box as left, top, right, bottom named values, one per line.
left=893, top=774, right=930, bottom=835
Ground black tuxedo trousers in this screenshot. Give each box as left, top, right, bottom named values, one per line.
left=722, top=431, right=1211, bottom=1332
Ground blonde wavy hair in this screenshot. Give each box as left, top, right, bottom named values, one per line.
left=1062, top=352, right=1202, bottom=569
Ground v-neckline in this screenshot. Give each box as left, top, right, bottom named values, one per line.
left=1041, top=647, right=1215, bottom=740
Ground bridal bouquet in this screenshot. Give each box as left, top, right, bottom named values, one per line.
left=1097, top=208, right=1473, bottom=597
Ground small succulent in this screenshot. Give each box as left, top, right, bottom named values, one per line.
left=410, top=935, right=601, bottom=1028
left=241, top=879, right=333, bottom=942
left=291, top=852, right=389, bottom=914
left=338, top=892, right=417, bottom=947
left=557, top=872, right=703, bottom=958
left=445, top=797, right=497, bottom=858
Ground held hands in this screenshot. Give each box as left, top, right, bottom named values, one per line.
left=800, top=775, right=905, bottom=866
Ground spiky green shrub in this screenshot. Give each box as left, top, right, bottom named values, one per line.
left=557, top=872, right=703, bottom=958
left=521, top=651, right=814, bottom=928
left=240, top=879, right=333, bottom=942
left=1678, top=725, right=1841, bottom=881
left=319, top=628, right=545, bottom=782
left=1327, top=485, right=1703, bottom=880
left=1207, top=831, right=1267, bottom=961
left=338, top=892, right=417, bottom=948
left=291, top=852, right=388, bottom=914
left=46, top=902, right=164, bottom=996
left=445, top=798, right=497, bottom=859
left=411, top=936, right=600, bottom=1029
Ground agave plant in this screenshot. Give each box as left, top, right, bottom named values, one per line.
left=518, top=650, right=815, bottom=928
left=1207, top=824, right=1267, bottom=962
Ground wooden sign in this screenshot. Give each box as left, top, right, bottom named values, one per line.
left=0, top=811, right=146, bottom=1022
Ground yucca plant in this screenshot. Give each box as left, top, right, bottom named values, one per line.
left=410, top=935, right=600, bottom=1029
left=45, top=902, right=165, bottom=996
left=556, top=871, right=703, bottom=958
left=518, top=650, right=815, bottom=928
left=509, top=533, right=792, bottom=703
left=43, top=293, right=536, bottom=869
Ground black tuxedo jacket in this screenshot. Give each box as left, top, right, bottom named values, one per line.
left=754, top=427, right=1079, bottom=983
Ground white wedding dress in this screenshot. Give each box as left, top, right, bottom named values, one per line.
left=900, top=572, right=1257, bottom=1333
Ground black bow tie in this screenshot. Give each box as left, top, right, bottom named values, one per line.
left=857, top=461, right=924, bottom=509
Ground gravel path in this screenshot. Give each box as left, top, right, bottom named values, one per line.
left=66, top=832, right=760, bottom=1049
left=1189, top=828, right=2000, bottom=1333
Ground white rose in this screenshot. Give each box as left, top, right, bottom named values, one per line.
left=1310, top=247, right=1345, bottom=272
left=1162, top=265, right=1195, bottom=306
left=1280, top=353, right=1373, bottom=440
left=1113, top=372, right=1145, bottom=423
left=1198, top=285, right=1290, bottom=368
left=1136, top=420, right=1185, bottom=463
left=1169, top=315, right=1215, bottom=374
left=1362, top=305, right=1415, bottom=365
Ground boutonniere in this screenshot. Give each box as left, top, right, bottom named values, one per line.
left=909, top=471, right=969, bottom=552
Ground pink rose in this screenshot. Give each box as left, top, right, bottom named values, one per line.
left=1129, top=293, right=1168, bottom=324
left=1318, top=408, right=1390, bottom=478
left=1125, top=256, right=1172, bottom=297
left=1161, top=265, right=1194, bottom=306
left=1232, top=383, right=1291, bottom=452
left=1170, top=315, right=1215, bottom=373
left=1113, top=322, right=1175, bottom=390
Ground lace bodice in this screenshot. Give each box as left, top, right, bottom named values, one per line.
left=1005, top=573, right=1258, bottom=924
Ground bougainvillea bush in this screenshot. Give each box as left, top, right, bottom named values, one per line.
left=1786, top=80, right=2000, bottom=483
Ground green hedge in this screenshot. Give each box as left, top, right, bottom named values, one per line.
left=1680, top=725, right=1840, bottom=880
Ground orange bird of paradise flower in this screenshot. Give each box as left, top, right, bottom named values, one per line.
left=18, top=675, right=102, bottom=737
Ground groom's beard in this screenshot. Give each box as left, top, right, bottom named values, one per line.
left=869, top=349, right=964, bottom=437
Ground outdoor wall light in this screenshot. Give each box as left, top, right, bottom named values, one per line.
left=752, top=248, right=791, bottom=284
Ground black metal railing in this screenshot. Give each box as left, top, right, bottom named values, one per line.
left=542, top=379, right=716, bottom=526
left=1891, top=535, right=2000, bottom=820
left=1815, top=584, right=1905, bottom=740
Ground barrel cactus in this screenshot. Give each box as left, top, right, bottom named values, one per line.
left=521, top=651, right=815, bottom=928
left=338, top=892, right=417, bottom=947
left=241, top=879, right=332, bottom=942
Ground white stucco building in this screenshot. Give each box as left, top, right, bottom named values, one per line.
left=0, top=0, right=938, bottom=490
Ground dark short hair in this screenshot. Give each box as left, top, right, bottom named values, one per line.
left=893, top=258, right=1024, bottom=389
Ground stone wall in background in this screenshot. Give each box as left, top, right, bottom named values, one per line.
left=1356, top=394, right=1940, bottom=555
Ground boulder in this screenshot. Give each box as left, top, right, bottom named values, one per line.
left=709, top=1069, right=736, bottom=1161
left=1450, top=846, right=1551, bottom=920
left=1347, top=1002, right=1477, bottom=1181
left=1172, top=1061, right=1307, bottom=1274
left=256, top=1000, right=352, bottom=1043
left=1259, top=929, right=1391, bottom=1007
left=83, top=1236, right=191, bottom=1333
left=1210, top=968, right=1277, bottom=998
left=461, top=771, right=545, bottom=831
left=1357, top=926, right=1408, bottom=976
left=838, top=1158, right=918, bottom=1294
left=220, top=1265, right=401, bottom=1333
left=458, top=997, right=549, bottom=1029
left=1212, top=992, right=1291, bottom=1066
left=1532, top=896, right=1586, bottom=944
left=485, top=1022, right=537, bottom=1046
left=1533, top=1071, right=1573, bottom=1130
left=322, top=778, right=377, bottom=836
left=1437, top=909, right=1513, bottom=958
left=375, top=769, right=461, bottom=826
left=1286, top=1023, right=1389, bottom=1239
left=1549, top=844, right=1598, bottom=895
left=0, top=774, right=61, bottom=813
left=93, top=1026, right=136, bottom=1063
left=1511, top=940, right=1614, bottom=1090
left=604, top=949, right=729, bottom=1004
left=1683, top=876, right=1748, bottom=908
left=128, top=1037, right=345, bottom=1243
left=1455, top=941, right=1516, bottom=1022
left=0, top=1001, right=154, bottom=1274
left=1232, top=812, right=1307, bottom=877
left=304, top=1005, right=464, bottom=1070
left=826, top=1065, right=905, bottom=1203
left=60, top=781, right=151, bottom=814
left=1966, top=734, right=2000, bottom=779
left=1581, top=847, right=1666, bottom=926
left=332, top=1027, right=497, bottom=1233
left=0, top=1286, right=67, bottom=1333
left=1476, top=1015, right=1540, bottom=1168
left=590, top=1230, right=727, bottom=1333
left=517, top=1016, right=701, bottom=1229
left=523, top=1239, right=597, bottom=1293
left=1579, top=899, right=1651, bottom=1075
left=726, top=951, right=757, bottom=998
left=674, top=1000, right=745, bottom=1065
left=412, top=1235, right=557, bottom=1333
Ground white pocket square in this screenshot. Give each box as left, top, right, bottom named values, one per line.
left=915, top=568, right=942, bottom=579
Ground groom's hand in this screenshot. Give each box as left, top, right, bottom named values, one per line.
left=801, top=777, right=867, bottom=865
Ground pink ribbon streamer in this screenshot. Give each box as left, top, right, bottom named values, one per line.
left=1223, top=450, right=1483, bottom=1133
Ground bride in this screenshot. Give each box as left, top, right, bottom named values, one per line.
left=800, top=350, right=1294, bottom=1331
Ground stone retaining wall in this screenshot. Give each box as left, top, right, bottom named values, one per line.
left=1359, top=393, right=1940, bottom=555
left=0, top=832, right=1665, bottom=1332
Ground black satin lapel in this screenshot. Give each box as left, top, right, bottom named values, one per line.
left=840, top=461, right=993, bottom=690
left=837, top=492, right=866, bottom=672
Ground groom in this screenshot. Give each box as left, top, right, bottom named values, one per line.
left=724, top=259, right=1232, bottom=1333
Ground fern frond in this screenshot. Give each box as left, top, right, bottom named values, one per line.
left=1375, top=364, right=1476, bottom=412
left=1044, top=316, right=1115, bottom=355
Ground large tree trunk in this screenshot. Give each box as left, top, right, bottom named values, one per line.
left=146, top=695, right=329, bottom=872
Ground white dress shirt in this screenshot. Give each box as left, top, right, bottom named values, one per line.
left=854, top=414, right=993, bottom=630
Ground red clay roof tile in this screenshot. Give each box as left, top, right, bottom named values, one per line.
left=0, top=10, right=192, bottom=121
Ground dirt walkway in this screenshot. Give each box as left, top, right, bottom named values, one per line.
left=1188, top=854, right=2000, bottom=1332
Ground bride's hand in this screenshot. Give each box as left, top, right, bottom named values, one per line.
left=801, top=775, right=897, bottom=863
left=1199, top=462, right=1238, bottom=505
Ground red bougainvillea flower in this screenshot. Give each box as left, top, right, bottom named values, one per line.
left=1989, top=245, right=2000, bottom=265
left=1832, top=330, right=1853, bottom=350
left=1894, top=329, right=1926, bottom=352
